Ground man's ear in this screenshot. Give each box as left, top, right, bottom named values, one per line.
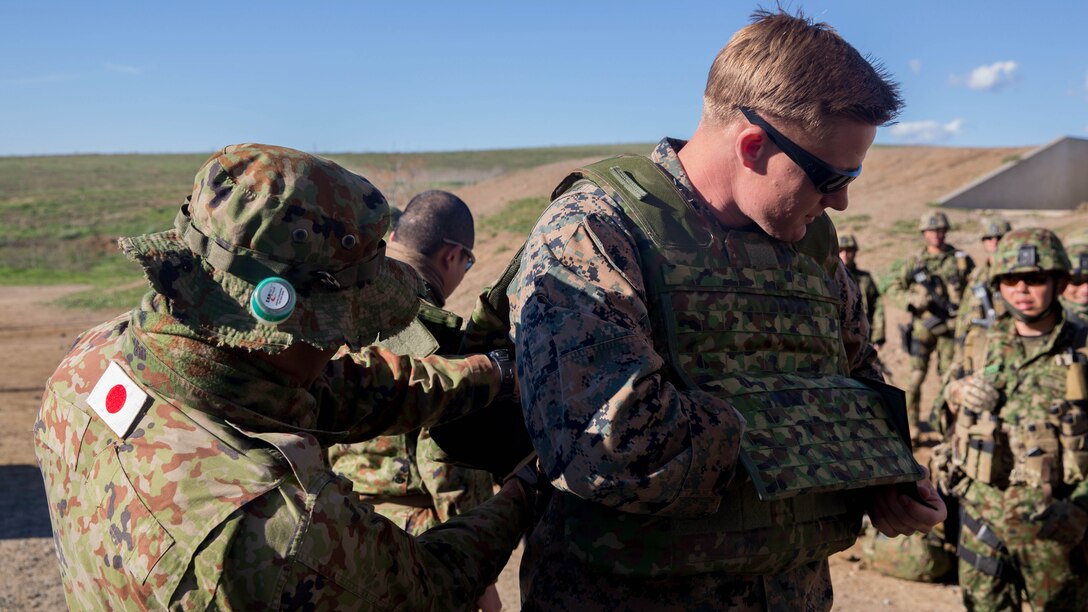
left=737, top=127, right=769, bottom=172
left=438, top=243, right=460, bottom=271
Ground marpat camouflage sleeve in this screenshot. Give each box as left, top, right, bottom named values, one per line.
left=510, top=184, right=745, bottom=516
left=835, top=260, right=883, bottom=380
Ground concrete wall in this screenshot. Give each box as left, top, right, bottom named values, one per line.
left=940, top=136, right=1088, bottom=210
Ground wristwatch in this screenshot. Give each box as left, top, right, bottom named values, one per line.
left=488, top=349, right=515, bottom=399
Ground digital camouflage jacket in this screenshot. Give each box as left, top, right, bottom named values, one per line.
left=846, top=263, right=885, bottom=345
left=34, top=298, right=525, bottom=611
left=510, top=139, right=891, bottom=611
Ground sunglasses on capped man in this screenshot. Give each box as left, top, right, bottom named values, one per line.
left=739, top=107, right=862, bottom=194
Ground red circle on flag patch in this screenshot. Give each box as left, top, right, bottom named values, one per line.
left=105, top=384, right=127, bottom=414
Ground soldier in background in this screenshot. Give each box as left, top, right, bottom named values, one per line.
left=1061, top=233, right=1088, bottom=323
left=511, top=9, right=944, bottom=610
left=839, top=234, right=885, bottom=348
left=954, top=216, right=1011, bottom=339
left=935, top=228, right=1088, bottom=610
left=33, top=144, right=535, bottom=610
left=328, top=190, right=501, bottom=611
left=897, top=211, right=975, bottom=440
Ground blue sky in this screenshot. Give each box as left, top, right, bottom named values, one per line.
left=2, top=1, right=1085, bottom=156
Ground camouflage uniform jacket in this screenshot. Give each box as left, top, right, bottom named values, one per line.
left=952, top=314, right=1088, bottom=507
left=847, top=263, right=885, bottom=345
left=34, top=301, right=525, bottom=611
left=510, top=138, right=883, bottom=610
left=897, top=243, right=975, bottom=318
left=329, top=281, right=494, bottom=535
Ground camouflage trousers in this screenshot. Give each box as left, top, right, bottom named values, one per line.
left=906, top=319, right=955, bottom=433
left=519, top=504, right=834, bottom=611
left=958, top=482, right=1088, bottom=611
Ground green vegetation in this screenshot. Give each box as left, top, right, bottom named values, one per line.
left=840, top=214, right=871, bottom=224
left=325, top=143, right=653, bottom=174
left=890, top=219, right=917, bottom=235
left=479, top=196, right=550, bottom=238
left=53, top=284, right=150, bottom=311
left=1002, top=154, right=1022, bottom=164
left=0, top=144, right=653, bottom=306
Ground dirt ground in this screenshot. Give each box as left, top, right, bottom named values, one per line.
left=4, top=143, right=1085, bottom=609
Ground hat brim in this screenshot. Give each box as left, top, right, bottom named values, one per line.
left=119, top=229, right=421, bottom=352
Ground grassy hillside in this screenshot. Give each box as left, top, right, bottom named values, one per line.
left=0, top=144, right=652, bottom=307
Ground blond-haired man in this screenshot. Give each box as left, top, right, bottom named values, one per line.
left=511, top=9, right=945, bottom=610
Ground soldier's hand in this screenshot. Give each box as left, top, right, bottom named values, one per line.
left=868, top=471, right=947, bottom=537
left=1032, top=500, right=1088, bottom=543
left=945, top=374, right=999, bottom=414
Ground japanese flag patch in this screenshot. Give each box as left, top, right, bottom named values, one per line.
left=86, top=361, right=151, bottom=438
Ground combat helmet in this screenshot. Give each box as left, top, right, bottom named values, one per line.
left=919, top=211, right=950, bottom=232
left=1066, top=241, right=1088, bottom=279
left=838, top=234, right=859, bottom=250
left=989, top=228, right=1070, bottom=282
left=981, top=216, right=1012, bottom=240
left=120, top=144, right=421, bottom=353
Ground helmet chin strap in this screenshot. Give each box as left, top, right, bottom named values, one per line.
left=996, top=292, right=1060, bottom=324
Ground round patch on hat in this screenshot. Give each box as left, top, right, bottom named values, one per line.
left=250, top=277, right=297, bottom=325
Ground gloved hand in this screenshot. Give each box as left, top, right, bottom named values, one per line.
left=1032, top=500, right=1088, bottom=543
left=945, top=374, right=1000, bottom=414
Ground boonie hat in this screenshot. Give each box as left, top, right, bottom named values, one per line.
left=120, top=144, right=421, bottom=352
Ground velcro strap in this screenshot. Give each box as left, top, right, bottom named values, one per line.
left=174, top=208, right=381, bottom=289
left=960, top=506, right=1005, bottom=551
left=957, top=544, right=1012, bottom=581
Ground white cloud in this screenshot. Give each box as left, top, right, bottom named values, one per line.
left=105, top=63, right=142, bottom=75
left=2, top=73, right=76, bottom=85
left=909, top=59, right=922, bottom=75
left=886, top=119, right=964, bottom=144
left=963, top=61, right=1018, bottom=91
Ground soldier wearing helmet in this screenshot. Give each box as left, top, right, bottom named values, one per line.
left=1061, top=231, right=1088, bottom=323
left=954, top=216, right=1012, bottom=340
left=935, top=228, right=1088, bottom=610
left=896, top=210, right=975, bottom=439
left=33, top=144, right=537, bottom=610
left=839, top=234, right=885, bottom=347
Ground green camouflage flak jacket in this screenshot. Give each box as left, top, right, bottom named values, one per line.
left=34, top=301, right=527, bottom=611
left=949, top=314, right=1088, bottom=610
left=510, top=139, right=886, bottom=611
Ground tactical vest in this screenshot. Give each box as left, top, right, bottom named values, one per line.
left=35, top=315, right=324, bottom=608
left=551, top=156, right=922, bottom=576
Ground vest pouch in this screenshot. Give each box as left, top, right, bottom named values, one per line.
left=962, top=415, right=1010, bottom=486
left=1011, top=420, right=1061, bottom=488
left=951, top=409, right=979, bottom=469
left=1059, top=404, right=1088, bottom=483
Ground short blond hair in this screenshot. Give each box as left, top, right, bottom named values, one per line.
left=703, top=8, right=902, bottom=132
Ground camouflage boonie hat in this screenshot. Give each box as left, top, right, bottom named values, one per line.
left=989, top=227, right=1070, bottom=283
left=918, top=211, right=949, bottom=231
left=980, top=216, right=1011, bottom=240
left=838, top=234, right=858, bottom=250
left=120, top=144, right=421, bottom=352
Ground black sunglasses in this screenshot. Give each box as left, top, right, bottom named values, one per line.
left=443, top=238, right=476, bottom=271
left=998, top=272, right=1051, bottom=287
left=739, top=107, right=862, bottom=194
